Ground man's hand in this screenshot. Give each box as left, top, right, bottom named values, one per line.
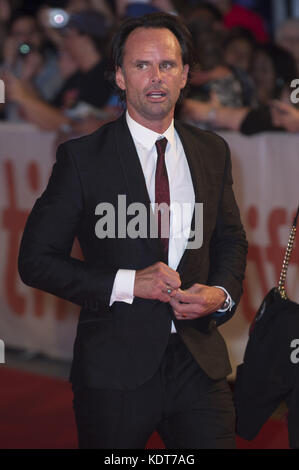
left=182, top=98, right=214, bottom=123
left=4, top=71, right=36, bottom=104
left=21, top=51, right=43, bottom=81
left=270, top=100, right=299, bottom=133
left=134, top=262, right=181, bottom=303
left=170, top=284, right=226, bottom=320
left=182, top=92, right=221, bottom=123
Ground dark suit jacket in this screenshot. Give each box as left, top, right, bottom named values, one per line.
left=18, top=113, right=248, bottom=390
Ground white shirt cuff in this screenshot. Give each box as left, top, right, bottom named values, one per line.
left=109, top=269, right=136, bottom=306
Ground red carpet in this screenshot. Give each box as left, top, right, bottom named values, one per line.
left=0, top=367, right=77, bottom=449
left=0, top=367, right=290, bottom=449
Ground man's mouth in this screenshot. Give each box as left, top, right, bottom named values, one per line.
left=146, top=91, right=167, bottom=99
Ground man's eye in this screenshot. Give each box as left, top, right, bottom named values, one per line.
left=160, top=63, right=172, bottom=69
left=137, top=63, right=147, bottom=70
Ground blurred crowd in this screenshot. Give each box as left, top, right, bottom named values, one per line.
left=1, top=0, right=299, bottom=139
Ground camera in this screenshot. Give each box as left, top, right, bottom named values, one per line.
left=18, top=43, right=33, bottom=56
left=48, top=8, right=69, bottom=29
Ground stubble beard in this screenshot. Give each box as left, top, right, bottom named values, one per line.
left=130, top=91, right=179, bottom=123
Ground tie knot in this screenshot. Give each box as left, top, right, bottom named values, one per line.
left=155, top=137, right=168, bottom=156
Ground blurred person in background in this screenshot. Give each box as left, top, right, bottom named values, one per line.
left=187, top=28, right=247, bottom=107
left=223, top=27, right=256, bottom=74
left=180, top=21, right=254, bottom=130
left=250, top=43, right=297, bottom=105
left=276, top=19, right=299, bottom=76
left=36, top=0, right=114, bottom=51
left=183, top=1, right=226, bottom=33
left=0, top=0, right=21, bottom=62
left=51, top=9, right=112, bottom=110
left=4, top=10, right=120, bottom=135
left=207, top=0, right=269, bottom=43
left=1, top=12, right=63, bottom=122
left=36, top=5, right=68, bottom=51
left=222, top=27, right=256, bottom=105
left=182, top=42, right=298, bottom=134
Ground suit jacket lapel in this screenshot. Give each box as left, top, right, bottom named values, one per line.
left=114, top=113, right=165, bottom=261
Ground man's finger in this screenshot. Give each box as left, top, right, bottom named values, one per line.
left=173, top=309, right=200, bottom=320
left=160, top=271, right=181, bottom=290
left=159, top=293, right=172, bottom=303
left=155, top=262, right=181, bottom=288
left=170, top=298, right=201, bottom=314
left=173, top=289, right=203, bottom=304
left=168, top=287, right=179, bottom=298
left=173, top=310, right=188, bottom=320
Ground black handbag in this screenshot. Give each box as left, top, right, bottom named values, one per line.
left=234, top=206, right=299, bottom=449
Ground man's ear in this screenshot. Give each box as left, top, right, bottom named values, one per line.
left=115, top=67, right=126, bottom=91
left=180, top=64, right=189, bottom=89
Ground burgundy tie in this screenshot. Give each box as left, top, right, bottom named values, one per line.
left=155, top=137, right=170, bottom=255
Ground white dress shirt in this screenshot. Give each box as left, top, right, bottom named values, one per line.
left=109, top=111, right=232, bottom=330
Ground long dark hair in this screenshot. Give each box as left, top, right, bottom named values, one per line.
left=253, top=43, right=297, bottom=99
left=106, top=12, right=195, bottom=102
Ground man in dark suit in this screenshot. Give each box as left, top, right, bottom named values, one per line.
left=18, top=13, right=248, bottom=449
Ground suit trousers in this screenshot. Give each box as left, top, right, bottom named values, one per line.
left=72, top=333, right=236, bottom=449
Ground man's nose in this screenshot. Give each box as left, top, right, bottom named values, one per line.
left=150, top=65, right=162, bottom=83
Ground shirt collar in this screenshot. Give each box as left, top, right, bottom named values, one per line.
left=126, top=110, right=175, bottom=151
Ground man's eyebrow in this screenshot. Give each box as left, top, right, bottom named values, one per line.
left=133, top=59, right=178, bottom=64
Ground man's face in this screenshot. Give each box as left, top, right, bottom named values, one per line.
left=11, top=17, right=41, bottom=48
left=116, top=27, right=189, bottom=128
left=224, top=38, right=253, bottom=72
